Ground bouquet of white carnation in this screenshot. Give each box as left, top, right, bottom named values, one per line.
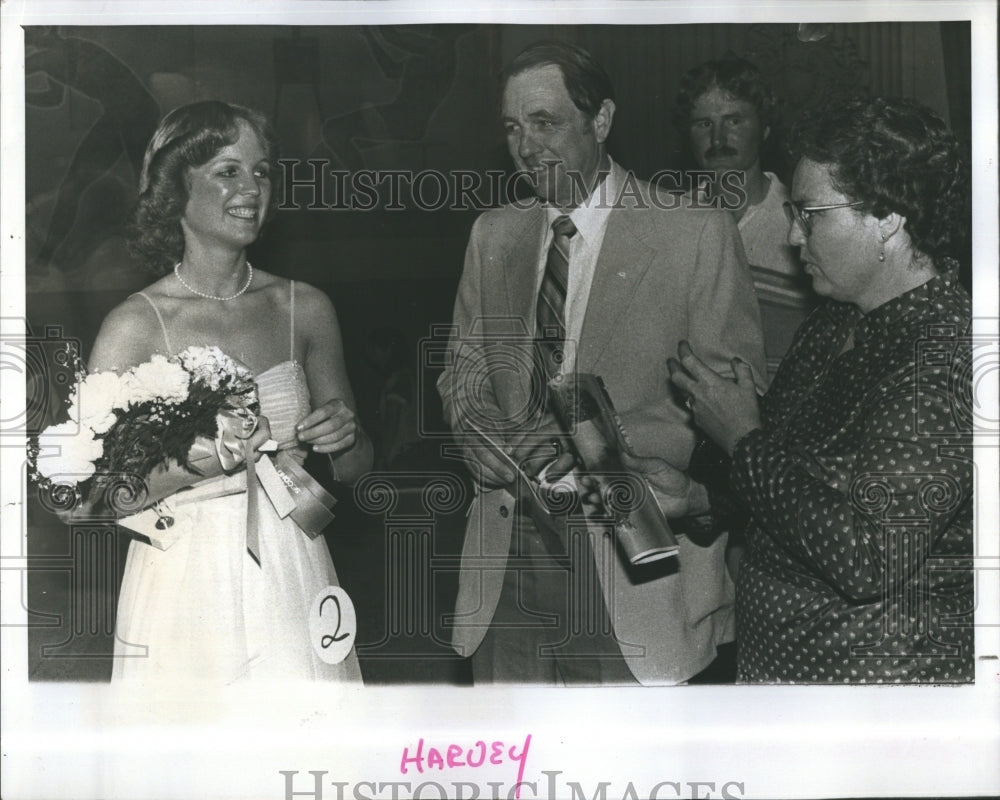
left=28, top=346, right=257, bottom=515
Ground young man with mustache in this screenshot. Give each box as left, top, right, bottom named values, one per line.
left=677, top=58, right=811, bottom=379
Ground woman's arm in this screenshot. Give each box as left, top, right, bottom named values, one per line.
left=88, top=296, right=163, bottom=374
left=295, top=283, right=374, bottom=484
left=79, top=297, right=268, bottom=514
left=48, top=300, right=184, bottom=521
left=730, top=363, right=972, bottom=602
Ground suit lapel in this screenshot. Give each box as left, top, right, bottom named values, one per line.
left=578, top=209, right=656, bottom=371
left=495, top=205, right=545, bottom=414
left=500, top=206, right=543, bottom=329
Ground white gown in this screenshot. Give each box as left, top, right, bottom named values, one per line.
left=112, top=289, right=362, bottom=683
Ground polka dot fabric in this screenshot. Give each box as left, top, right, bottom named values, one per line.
left=732, top=268, right=974, bottom=683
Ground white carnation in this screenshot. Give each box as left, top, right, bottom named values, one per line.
left=35, top=422, right=103, bottom=485
left=128, top=355, right=190, bottom=404
left=69, top=370, right=129, bottom=434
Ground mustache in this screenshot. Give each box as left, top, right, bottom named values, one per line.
left=704, top=145, right=739, bottom=159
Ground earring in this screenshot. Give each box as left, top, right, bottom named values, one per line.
left=878, top=233, right=886, bottom=262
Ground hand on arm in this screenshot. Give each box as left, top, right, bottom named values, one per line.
left=25, top=50, right=67, bottom=107
left=668, top=341, right=762, bottom=457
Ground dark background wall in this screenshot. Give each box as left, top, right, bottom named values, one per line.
left=25, top=23, right=971, bottom=399
left=22, top=22, right=971, bottom=682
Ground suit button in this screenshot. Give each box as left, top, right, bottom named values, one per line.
left=499, top=506, right=509, bottom=518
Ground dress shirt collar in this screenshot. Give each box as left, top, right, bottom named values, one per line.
left=544, top=158, right=621, bottom=245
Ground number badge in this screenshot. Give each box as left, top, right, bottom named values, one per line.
left=309, top=585, right=357, bottom=665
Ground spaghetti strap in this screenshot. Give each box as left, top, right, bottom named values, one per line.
left=133, top=291, right=174, bottom=356
left=289, top=280, right=296, bottom=362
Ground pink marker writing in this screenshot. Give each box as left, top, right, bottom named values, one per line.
left=399, top=736, right=532, bottom=798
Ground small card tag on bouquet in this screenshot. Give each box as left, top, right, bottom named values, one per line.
left=117, top=503, right=181, bottom=551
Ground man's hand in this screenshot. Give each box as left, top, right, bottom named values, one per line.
left=616, top=396, right=696, bottom=468
left=455, top=415, right=577, bottom=491
left=454, top=429, right=519, bottom=488
left=619, top=451, right=709, bottom=518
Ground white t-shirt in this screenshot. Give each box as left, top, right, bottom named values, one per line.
left=738, top=171, right=801, bottom=276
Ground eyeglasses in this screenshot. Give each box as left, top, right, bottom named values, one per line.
left=783, top=200, right=864, bottom=234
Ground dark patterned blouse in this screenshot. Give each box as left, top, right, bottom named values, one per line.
left=732, top=269, right=973, bottom=683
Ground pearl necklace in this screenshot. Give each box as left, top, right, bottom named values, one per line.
left=174, top=261, right=253, bottom=301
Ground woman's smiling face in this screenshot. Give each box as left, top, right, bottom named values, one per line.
left=180, top=119, right=272, bottom=251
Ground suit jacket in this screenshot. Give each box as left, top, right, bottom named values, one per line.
left=437, top=164, right=767, bottom=684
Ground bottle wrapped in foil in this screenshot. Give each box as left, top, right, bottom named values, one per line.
left=547, top=373, right=679, bottom=565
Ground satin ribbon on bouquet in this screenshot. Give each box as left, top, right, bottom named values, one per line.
left=174, top=406, right=338, bottom=566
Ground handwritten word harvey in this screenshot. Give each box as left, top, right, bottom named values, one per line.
left=400, top=736, right=532, bottom=791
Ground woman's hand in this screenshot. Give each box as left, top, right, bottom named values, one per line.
left=668, top=340, right=762, bottom=457
left=296, top=399, right=358, bottom=454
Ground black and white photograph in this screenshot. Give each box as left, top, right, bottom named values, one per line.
left=2, top=1, right=998, bottom=798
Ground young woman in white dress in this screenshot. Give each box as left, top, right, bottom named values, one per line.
left=88, top=101, right=373, bottom=683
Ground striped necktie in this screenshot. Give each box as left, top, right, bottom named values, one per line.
left=536, top=214, right=577, bottom=378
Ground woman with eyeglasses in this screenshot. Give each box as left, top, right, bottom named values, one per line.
left=632, top=97, right=973, bottom=683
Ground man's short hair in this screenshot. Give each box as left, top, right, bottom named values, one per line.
left=674, top=57, right=777, bottom=130
left=501, top=40, right=615, bottom=118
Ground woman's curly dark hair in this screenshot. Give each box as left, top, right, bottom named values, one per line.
left=129, top=100, right=279, bottom=275
left=788, top=96, right=969, bottom=264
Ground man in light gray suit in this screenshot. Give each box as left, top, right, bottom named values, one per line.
left=438, top=41, right=766, bottom=685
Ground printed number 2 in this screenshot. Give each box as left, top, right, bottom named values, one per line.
left=309, top=585, right=356, bottom=665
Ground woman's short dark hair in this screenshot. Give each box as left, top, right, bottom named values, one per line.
left=129, top=100, right=279, bottom=275
left=789, top=96, right=969, bottom=263
left=674, top=58, right=777, bottom=130
left=501, top=40, right=615, bottom=117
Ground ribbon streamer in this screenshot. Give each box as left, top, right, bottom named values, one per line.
left=254, top=451, right=336, bottom=529
left=214, top=406, right=258, bottom=470
left=118, top=407, right=336, bottom=566
left=244, top=438, right=262, bottom=566
left=241, top=449, right=338, bottom=565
